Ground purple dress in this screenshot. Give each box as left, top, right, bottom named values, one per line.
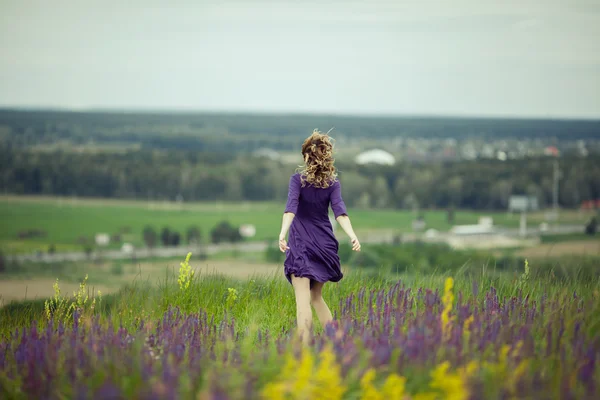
left=283, top=173, right=348, bottom=287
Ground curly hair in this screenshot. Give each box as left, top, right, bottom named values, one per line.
left=297, top=129, right=338, bottom=189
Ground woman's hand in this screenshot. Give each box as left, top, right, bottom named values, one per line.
left=351, top=237, right=361, bottom=252
left=279, top=236, right=289, bottom=252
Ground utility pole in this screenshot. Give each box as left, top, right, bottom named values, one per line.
left=552, top=158, right=559, bottom=220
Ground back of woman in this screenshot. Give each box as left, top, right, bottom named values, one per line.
left=278, top=129, right=361, bottom=346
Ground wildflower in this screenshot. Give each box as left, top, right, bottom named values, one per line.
left=463, top=315, right=474, bottom=345
left=518, top=259, right=530, bottom=287
left=430, top=361, right=469, bottom=400
left=359, top=369, right=380, bottom=399
left=177, top=252, right=194, bottom=291
left=380, top=373, right=406, bottom=399
left=441, top=277, right=455, bottom=341
left=261, top=345, right=346, bottom=400
left=358, top=368, right=405, bottom=400
left=314, top=345, right=346, bottom=399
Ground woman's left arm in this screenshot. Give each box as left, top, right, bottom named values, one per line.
left=280, top=174, right=300, bottom=252
left=279, top=212, right=295, bottom=251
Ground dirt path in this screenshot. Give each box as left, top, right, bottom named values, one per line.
left=0, top=279, right=115, bottom=304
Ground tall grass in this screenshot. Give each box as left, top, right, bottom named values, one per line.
left=1, top=255, right=599, bottom=399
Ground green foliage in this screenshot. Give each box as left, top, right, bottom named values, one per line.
left=186, top=225, right=202, bottom=244
left=43, top=275, right=102, bottom=325
left=142, top=225, right=158, bottom=248
left=2, top=141, right=599, bottom=210
left=265, top=240, right=284, bottom=263
left=160, top=227, right=171, bottom=246
left=210, top=221, right=243, bottom=244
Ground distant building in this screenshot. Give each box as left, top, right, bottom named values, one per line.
left=253, top=148, right=281, bottom=161
left=508, top=195, right=539, bottom=212
left=355, top=149, right=396, bottom=166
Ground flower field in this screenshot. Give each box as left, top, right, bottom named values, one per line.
left=1, top=254, right=599, bottom=399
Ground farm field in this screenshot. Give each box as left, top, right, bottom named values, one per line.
left=0, top=195, right=594, bottom=255
left=1, top=256, right=598, bottom=399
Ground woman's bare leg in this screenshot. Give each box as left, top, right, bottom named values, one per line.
left=310, top=281, right=333, bottom=327
left=291, top=274, right=312, bottom=346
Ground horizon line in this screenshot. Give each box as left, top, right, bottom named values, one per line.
left=0, top=105, right=599, bottom=122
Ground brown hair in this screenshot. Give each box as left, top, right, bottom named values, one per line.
left=297, top=129, right=337, bottom=188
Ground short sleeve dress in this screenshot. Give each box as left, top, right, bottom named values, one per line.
left=283, top=173, right=348, bottom=287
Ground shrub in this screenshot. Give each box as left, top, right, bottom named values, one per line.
left=142, top=226, right=158, bottom=248
left=211, top=221, right=242, bottom=244
left=187, top=226, right=202, bottom=245
left=170, top=231, right=181, bottom=247
left=161, top=227, right=171, bottom=247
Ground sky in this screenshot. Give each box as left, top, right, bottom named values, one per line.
left=1, top=0, right=599, bottom=118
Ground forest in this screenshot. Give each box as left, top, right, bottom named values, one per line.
left=1, top=144, right=598, bottom=210
left=2, top=109, right=600, bottom=152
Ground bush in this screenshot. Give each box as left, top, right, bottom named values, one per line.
left=187, top=226, right=202, bottom=245
left=142, top=226, right=158, bottom=248
left=211, top=221, right=242, bottom=244
left=170, top=231, right=181, bottom=247
left=161, top=227, right=171, bottom=247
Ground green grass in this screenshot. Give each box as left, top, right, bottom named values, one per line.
left=0, top=262, right=599, bottom=335
left=2, top=253, right=599, bottom=398
left=540, top=232, right=597, bottom=243
left=2, top=263, right=597, bottom=340
left=0, top=196, right=591, bottom=255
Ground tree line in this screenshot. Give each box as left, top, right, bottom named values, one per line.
left=2, top=109, right=599, bottom=152
left=1, top=146, right=599, bottom=210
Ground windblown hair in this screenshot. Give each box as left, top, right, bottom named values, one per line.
left=297, top=129, right=338, bottom=189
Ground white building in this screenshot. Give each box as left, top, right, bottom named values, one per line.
left=355, top=149, right=396, bottom=166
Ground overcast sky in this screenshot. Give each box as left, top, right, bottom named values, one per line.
left=1, top=0, right=599, bottom=118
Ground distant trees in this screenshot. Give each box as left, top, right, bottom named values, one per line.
left=160, top=228, right=171, bottom=247
left=186, top=226, right=202, bottom=245
left=1, top=144, right=600, bottom=211
left=210, top=221, right=242, bottom=244
left=143, top=226, right=158, bottom=248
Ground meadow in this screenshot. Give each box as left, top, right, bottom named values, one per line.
left=1, top=251, right=599, bottom=399
left=0, top=195, right=593, bottom=255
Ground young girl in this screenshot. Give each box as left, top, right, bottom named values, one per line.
left=278, top=129, right=361, bottom=345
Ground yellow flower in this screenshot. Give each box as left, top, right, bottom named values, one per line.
left=413, top=393, right=438, bottom=400
left=430, top=361, right=469, bottom=400
left=314, top=345, right=346, bottom=399
left=177, top=252, right=194, bottom=291
left=441, top=277, right=455, bottom=341
left=359, top=369, right=381, bottom=400
left=381, top=373, right=406, bottom=399
left=261, top=345, right=346, bottom=400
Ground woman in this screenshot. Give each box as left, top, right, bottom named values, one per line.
left=278, top=129, right=361, bottom=345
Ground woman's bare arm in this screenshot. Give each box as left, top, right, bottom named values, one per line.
left=278, top=212, right=295, bottom=252
left=336, top=215, right=361, bottom=251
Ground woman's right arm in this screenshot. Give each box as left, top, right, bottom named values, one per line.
left=336, top=215, right=361, bottom=251
left=331, top=180, right=361, bottom=251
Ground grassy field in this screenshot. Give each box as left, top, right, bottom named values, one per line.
left=0, top=195, right=594, bottom=254
left=1, top=255, right=599, bottom=399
